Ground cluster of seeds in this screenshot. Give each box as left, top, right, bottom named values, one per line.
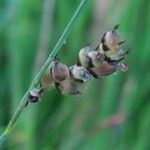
left=28, top=25, right=130, bottom=103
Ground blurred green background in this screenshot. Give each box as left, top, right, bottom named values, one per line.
left=0, top=0, right=150, bottom=149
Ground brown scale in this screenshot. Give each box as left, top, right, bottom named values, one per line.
left=50, top=59, right=70, bottom=83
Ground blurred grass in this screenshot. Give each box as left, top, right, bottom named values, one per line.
left=0, top=0, right=150, bottom=149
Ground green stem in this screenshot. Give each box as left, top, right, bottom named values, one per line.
left=0, top=0, right=88, bottom=145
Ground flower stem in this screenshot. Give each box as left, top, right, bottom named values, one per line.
left=0, top=0, right=89, bottom=145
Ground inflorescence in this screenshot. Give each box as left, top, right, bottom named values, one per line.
left=28, top=25, right=130, bottom=103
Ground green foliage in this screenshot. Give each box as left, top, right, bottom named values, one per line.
left=0, top=0, right=150, bottom=149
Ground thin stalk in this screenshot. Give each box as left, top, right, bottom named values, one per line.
left=0, top=0, right=89, bottom=145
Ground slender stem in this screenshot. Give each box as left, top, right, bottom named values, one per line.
left=0, top=0, right=88, bottom=145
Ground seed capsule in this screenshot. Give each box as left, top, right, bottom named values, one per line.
left=101, top=25, right=125, bottom=51
left=55, top=77, right=82, bottom=95
left=104, top=48, right=130, bottom=63
left=28, top=88, right=45, bottom=103
left=40, top=67, right=52, bottom=89
left=77, top=45, right=105, bottom=69
left=77, top=45, right=94, bottom=68
left=88, top=51, right=104, bottom=68
left=70, top=65, right=93, bottom=83
left=89, top=62, right=128, bottom=78
left=51, top=59, right=70, bottom=83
